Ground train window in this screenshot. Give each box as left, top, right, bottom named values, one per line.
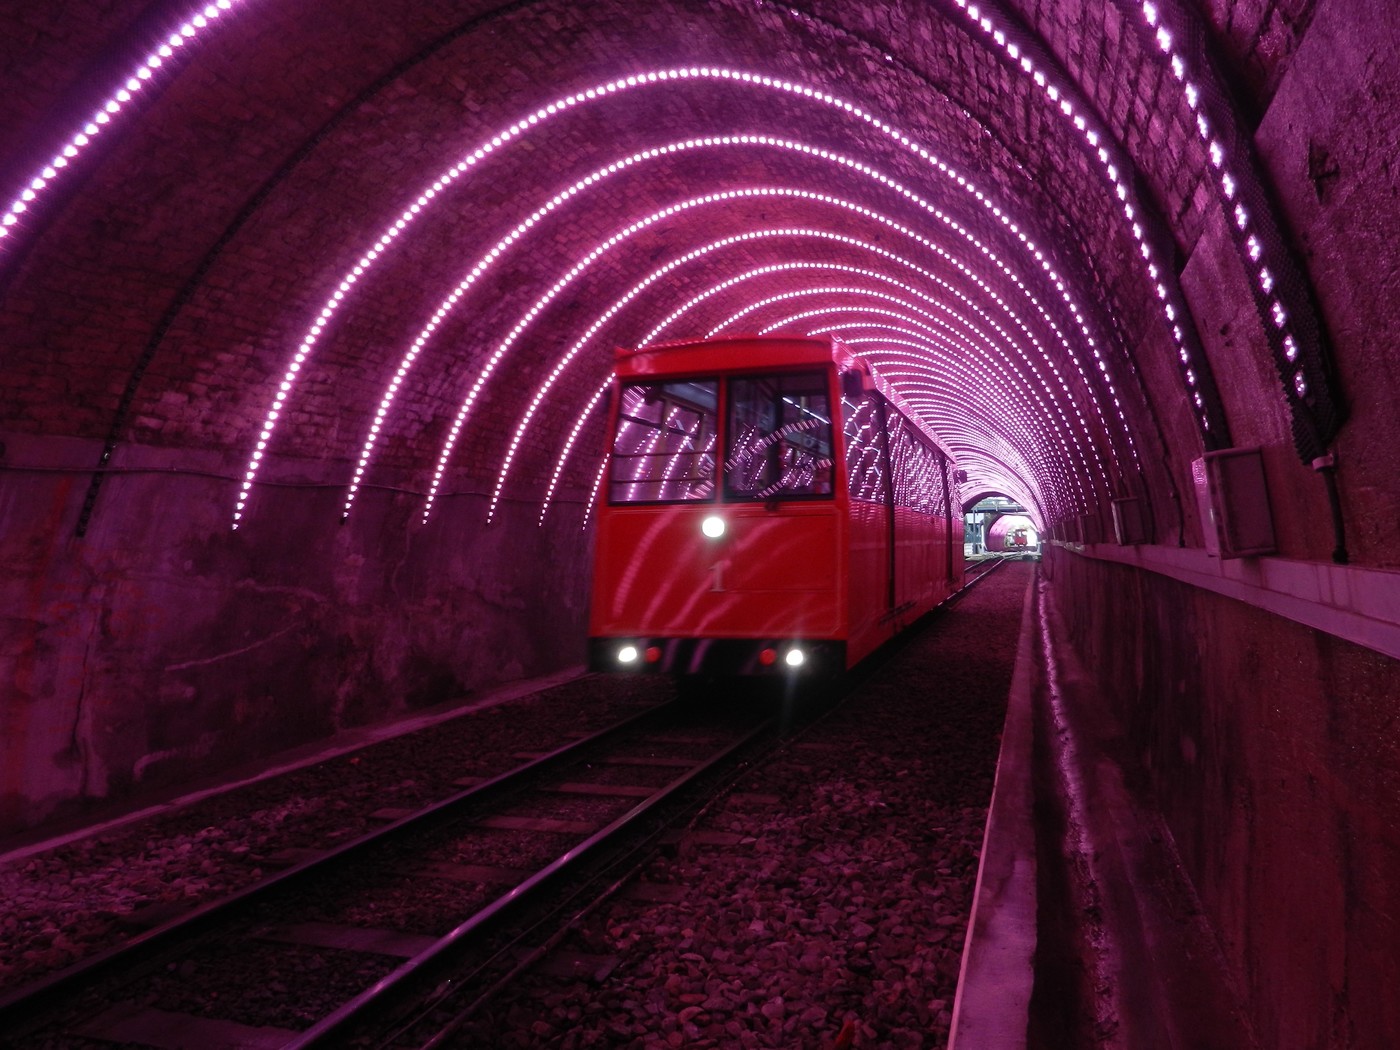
left=724, top=372, right=834, bottom=500
left=889, top=415, right=945, bottom=512
left=608, top=379, right=718, bottom=503
left=842, top=394, right=888, bottom=504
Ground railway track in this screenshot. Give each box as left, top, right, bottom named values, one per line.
left=0, top=699, right=775, bottom=1048
left=2, top=562, right=1007, bottom=1050
left=403, top=557, right=1016, bottom=1049
left=379, top=561, right=1012, bottom=1050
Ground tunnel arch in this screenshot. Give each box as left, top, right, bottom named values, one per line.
left=2, top=0, right=1341, bottom=556
left=8, top=17, right=1400, bottom=1002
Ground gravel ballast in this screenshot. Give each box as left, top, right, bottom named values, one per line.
left=445, top=563, right=1032, bottom=1049
left=0, top=675, right=670, bottom=991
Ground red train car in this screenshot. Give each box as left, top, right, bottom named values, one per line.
left=587, top=335, right=963, bottom=677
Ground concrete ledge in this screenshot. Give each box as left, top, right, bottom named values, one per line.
left=1057, top=542, right=1400, bottom=661
left=947, top=570, right=1038, bottom=1050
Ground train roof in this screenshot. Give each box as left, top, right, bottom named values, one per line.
left=613, top=334, right=858, bottom=376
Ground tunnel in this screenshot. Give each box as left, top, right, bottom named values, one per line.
left=2, top=0, right=1398, bottom=1046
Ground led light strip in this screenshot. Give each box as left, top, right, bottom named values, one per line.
left=342, top=135, right=822, bottom=519
left=866, top=377, right=1043, bottom=520
left=948, top=0, right=1222, bottom=440
left=805, top=319, right=1062, bottom=515
left=707, top=273, right=1078, bottom=459
left=349, top=132, right=1120, bottom=522
left=838, top=337, right=1063, bottom=519
left=929, top=444, right=1040, bottom=519
left=456, top=220, right=852, bottom=524
left=773, top=312, right=1075, bottom=513
left=486, top=202, right=1116, bottom=522
left=851, top=344, right=1062, bottom=518
left=235, top=65, right=1130, bottom=528
left=887, top=386, right=1043, bottom=518
left=1132, top=0, right=1319, bottom=422
left=756, top=303, right=1077, bottom=511
left=524, top=251, right=839, bottom=524
left=658, top=240, right=1100, bottom=499
left=629, top=144, right=1122, bottom=474
left=536, top=240, right=1098, bottom=526
left=500, top=237, right=1098, bottom=527
left=720, top=288, right=1085, bottom=502
left=2, top=24, right=1145, bottom=523
left=0, top=1, right=243, bottom=255
left=581, top=452, right=612, bottom=531
left=537, top=378, right=612, bottom=525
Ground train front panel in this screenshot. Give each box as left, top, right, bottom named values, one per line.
left=588, top=501, right=845, bottom=674
left=588, top=341, right=851, bottom=676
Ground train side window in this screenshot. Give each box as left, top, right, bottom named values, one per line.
left=888, top=414, right=944, bottom=513
left=608, top=379, right=718, bottom=503
left=724, top=372, right=834, bottom=500
left=842, top=393, right=888, bottom=504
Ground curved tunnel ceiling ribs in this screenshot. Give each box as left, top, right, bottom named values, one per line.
left=246, top=66, right=1139, bottom=531
left=503, top=218, right=1096, bottom=528
left=806, top=324, right=1074, bottom=504
left=552, top=251, right=1078, bottom=528
left=0, top=0, right=1338, bottom=536
left=219, top=70, right=1077, bottom=529
left=0, top=1, right=245, bottom=253
left=1109, top=0, right=1345, bottom=459
left=647, top=202, right=1106, bottom=499
left=937, top=0, right=1231, bottom=448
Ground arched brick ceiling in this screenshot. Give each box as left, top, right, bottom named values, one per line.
left=0, top=0, right=1326, bottom=536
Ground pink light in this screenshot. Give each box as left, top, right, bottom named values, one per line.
left=612, top=165, right=1117, bottom=489
left=581, top=451, right=611, bottom=531
left=478, top=178, right=1117, bottom=522
left=539, top=378, right=612, bottom=524
left=951, top=0, right=1218, bottom=437
left=878, top=382, right=1053, bottom=511
left=235, top=64, right=1141, bottom=528
left=755, top=300, right=1088, bottom=505
left=511, top=226, right=1102, bottom=523
left=1, top=0, right=244, bottom=254
left=821, top=328, right=1076, bottom=517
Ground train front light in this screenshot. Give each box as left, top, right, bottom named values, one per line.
left=617, top=644, right=640, bottom=664
left=701, top=515, right=726, bottom=538
left=784, top=648, right=806, bottom=668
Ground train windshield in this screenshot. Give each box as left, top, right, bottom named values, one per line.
left=608, top=379, right=719, bottom=503
left=724, top=371, right=834, bottom=500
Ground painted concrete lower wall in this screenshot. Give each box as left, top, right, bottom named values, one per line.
left=1042, top=547, right=1400, bottom=1050
left=0, top=441, right=593, bottom=838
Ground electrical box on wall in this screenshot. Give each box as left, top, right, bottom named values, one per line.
left=1111, top=497, right=1148, bottom=545
left=1191, top=448, right=1277, bottom=558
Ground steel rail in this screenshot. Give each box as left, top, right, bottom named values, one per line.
left=0, top=694, right=677, bottom=1026
left=399, top=562, right=1012, bottom=1048
left=285, top=718, right=774, bottom=1048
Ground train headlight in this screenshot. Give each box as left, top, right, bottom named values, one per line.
left=701, top=515, right=726, bottom=538
left=784, top=648, right=805, bottom=668
left=617, top=645, right=640, bottom=664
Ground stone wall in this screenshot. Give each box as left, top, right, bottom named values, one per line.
left=0, top=433, right=592, bottom=836
left=1043, top=548, right=1400, bottom=1049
